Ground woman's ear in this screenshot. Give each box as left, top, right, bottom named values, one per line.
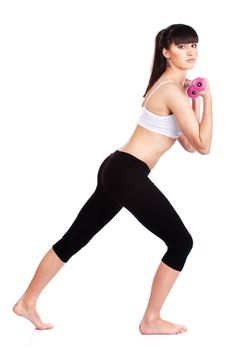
left=162, top=48, right=170, bottom=59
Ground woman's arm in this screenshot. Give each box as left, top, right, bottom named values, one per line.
left=192, top=95, right=201, bottom=121
left=178, top=96, right=201, bottom=152
left=178, top=134, right=196, bottom=152
left=166, top=78, right=213, bottom=154
left=198, top=92, right=213, bottom=154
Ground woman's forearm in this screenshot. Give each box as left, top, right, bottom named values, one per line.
left=192, top=97, right=201, bottom=122
left=199, top=96, right=213, bottom=154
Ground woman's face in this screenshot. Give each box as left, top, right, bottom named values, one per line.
left=162, top=42, right=198, bottom=69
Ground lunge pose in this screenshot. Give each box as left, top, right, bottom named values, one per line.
left=13, top=24, right=213, bottom=335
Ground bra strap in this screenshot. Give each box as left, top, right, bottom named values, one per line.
left=144, top=80, right=174, bottom=105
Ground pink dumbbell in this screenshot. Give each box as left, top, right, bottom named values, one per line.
left=187, top=77, right=206, bottom=98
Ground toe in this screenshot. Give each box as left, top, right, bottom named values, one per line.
left=176, top=326, right=184, bottom=334
left=47, top=323, right=54, bottom=329
left=175, top=324, right=187, bottom=332
left=35, top=323, right=54, bottom=330
left=180, top=326, right=187, bottom=334
left=44, top=323, right=54, bottom=330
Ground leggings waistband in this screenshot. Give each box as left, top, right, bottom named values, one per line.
left=110, top=150, right=151, bottom=175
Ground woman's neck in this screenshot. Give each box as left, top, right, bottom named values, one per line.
left=162, top=67, right=187, bottom=87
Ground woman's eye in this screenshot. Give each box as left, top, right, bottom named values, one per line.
left=178, top=43, right=197, bottom=49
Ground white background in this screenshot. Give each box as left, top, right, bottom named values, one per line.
left=0, top=0, right=232, bottom=349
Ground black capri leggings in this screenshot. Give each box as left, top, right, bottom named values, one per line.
left=52, top=150, right=193, bottom=271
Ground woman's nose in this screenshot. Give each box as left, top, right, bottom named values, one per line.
left=187, top=48, right=194, bottom=56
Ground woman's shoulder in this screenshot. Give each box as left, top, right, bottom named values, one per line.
left=145, top=80, right=183, bottom=100
left=142, top=80, right=185, bottom=112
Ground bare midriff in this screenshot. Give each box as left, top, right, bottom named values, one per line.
left=118, top=125, right=176, bottom=171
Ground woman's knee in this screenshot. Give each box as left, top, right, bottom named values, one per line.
left=162, top=229, right=194, bottom=271
left=181, top=230, right=193, bottom=255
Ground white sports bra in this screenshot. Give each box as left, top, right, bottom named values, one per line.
left=137, top=80, right=182, bottom=139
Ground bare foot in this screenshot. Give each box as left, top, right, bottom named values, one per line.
left=139, top=316, right=188, bottom=335
left=13, top=298, right=54, bottom=330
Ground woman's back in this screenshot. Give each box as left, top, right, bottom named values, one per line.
left=119, top=78, right=182, bottom=170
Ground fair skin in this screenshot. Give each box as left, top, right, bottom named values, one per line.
left=13, top=41, right=212, bottom=334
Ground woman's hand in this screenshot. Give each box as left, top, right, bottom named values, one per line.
left=183, top=78, right=192, bottom=91
left=184, top=77, right=212, bottom=99
left=198, top=77, right=212, bottom=99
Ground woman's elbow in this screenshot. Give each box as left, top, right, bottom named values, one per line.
left=198, top=145, right=211, bottom=155
left=194, top=138, right=211, bottom=155
left=186, top=146, right=196, bottom=153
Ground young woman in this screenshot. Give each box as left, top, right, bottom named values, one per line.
left=13, top=23, right=213, bottom=335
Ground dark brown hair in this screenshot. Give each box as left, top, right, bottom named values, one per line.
left=143, top=24, right=199, bottom=97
